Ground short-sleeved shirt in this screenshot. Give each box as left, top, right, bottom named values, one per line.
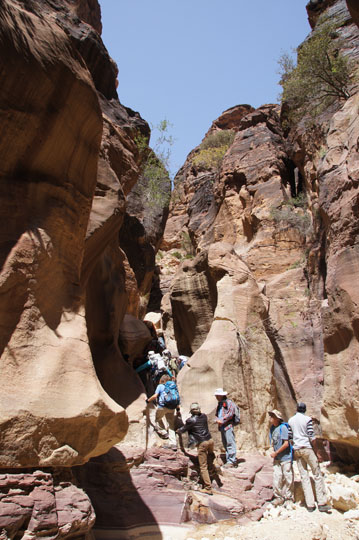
left=155, top=384, right=166, bottom=407
left=270, top=424, right=292, bottom=462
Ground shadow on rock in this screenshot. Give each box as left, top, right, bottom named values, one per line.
left=74, top=446, right=165, bottom=539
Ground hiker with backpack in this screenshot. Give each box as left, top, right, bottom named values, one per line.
left=288, top=402, right=331, bottom=513
left=176, top=402, right=220, bottom=495
left=146, top=374, right=180, bottom=450
left=214, top=388, right=239, bottom=468
left=150, top=352, right=173, bottom=386
left=268, top=409, right=294, bottom=507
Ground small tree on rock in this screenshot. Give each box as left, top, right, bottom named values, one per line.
left=278, top=22, right=353, bottom=124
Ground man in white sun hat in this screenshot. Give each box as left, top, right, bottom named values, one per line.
left=214, top=388, right=237, bottom=468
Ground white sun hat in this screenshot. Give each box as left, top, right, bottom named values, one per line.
left=214, top=388, right=227, bottom=396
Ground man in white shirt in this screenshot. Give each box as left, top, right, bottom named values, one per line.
left=288, top=402, right=331, bottom=513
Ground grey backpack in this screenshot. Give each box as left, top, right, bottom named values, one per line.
left=233, top=402, right=241, bottom=425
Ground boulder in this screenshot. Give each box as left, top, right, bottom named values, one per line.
left=118, top=314, right=152, bottom=359
left=328, top=484, right=359, bottom=511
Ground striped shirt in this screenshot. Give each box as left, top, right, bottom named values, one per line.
left=288, top=412, right=315, bottom=450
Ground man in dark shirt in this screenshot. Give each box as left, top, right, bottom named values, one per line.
left=177, top=402, right=216, bottom=495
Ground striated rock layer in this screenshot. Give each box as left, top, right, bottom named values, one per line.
left=160, top=0, right=359, bottom=462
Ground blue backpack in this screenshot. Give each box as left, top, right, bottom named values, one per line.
left=162, top=380, right=180, bottom=409
left=269, top=422, right=293, bottom=461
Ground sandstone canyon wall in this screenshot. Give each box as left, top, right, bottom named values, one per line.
left=159, top=0, right=359, bottom=462
left=0, top=0, right=359, bottom=536
left=0, top=0, right=167, bottom=471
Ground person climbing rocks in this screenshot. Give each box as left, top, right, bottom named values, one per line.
left=176, top=402, right=219, bottom=495
left=163, top=349, right=179, bottom=378
left=151, top=352, right=173, bottom=385
left=178, top=355, right=188, bottom=370
left=288, top=402, right=331, bottom=513
left=134, top=351, right=157, bottom=395
left=214, top=388, right=237, bottom=467
left=146, top=374, right=179, bottom=450
left=268, top=409, right=294, bottom=507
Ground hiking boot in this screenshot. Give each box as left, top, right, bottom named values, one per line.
left=199, top=488, right=213, bottom=495
left=155, top=428, right=169, bottom=438
left=307, top=506, right=316, bottom=512
left=318, top=504, right=331, bottom=513
left=223, top=462, right=235, bottom=469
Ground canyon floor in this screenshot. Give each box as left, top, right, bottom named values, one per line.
left=185, top=505, right=359, bottom=540
left=92, top=461, right=359, bottom=540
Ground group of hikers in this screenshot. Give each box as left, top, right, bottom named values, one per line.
left=144, top=373, right=332, bottom=508
left=134, top=326, right=332, bottom=510
left=145, top=386, right=238, bottom=495
left=133, top=329, right=188, bottom=397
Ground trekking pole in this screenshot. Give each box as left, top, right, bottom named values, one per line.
left=145, top=406, right=150, bottom=450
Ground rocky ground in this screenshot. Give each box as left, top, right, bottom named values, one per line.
left=185, top=507, right=359, bottom=540
left=184, top=462, right=359, bottom=540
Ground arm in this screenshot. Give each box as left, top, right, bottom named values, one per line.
left=176, top=416, right=194, bottom=435
left=218, top=400, right=236, bottom=424
left=146, top=392, right=158, bottom=403
left=270, top=440, right=289, bottom=459
left=136, top=360, right=151, bottom=373
left=306, top=418, right=315, bottom=442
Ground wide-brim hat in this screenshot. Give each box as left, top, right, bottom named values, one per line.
left=214, top=388, right=227, bottom=396
left=268, top=409, right=283, bottom=420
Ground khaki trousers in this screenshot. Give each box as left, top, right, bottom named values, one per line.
left=197, top=439, right=215, bottom=491
left=273, top=460, right=294, bottom=502
left=295, top=447, right=327, bottom=507
left=155, top=407, right=177, bottom=447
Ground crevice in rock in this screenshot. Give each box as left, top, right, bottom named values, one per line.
left=224, top=171, right=246, bottom=193
left=319, top=235, right=328, bottom=300
left=281, top=159, right=304, bottom=198
left=260, top=313, right=297, bottom=415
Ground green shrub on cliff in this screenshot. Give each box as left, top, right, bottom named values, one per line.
left=278, top=22, right=352, bottom=123
left=271, top=194, right=312, bottom=236
left=135, top=120, right=173, bottom=213
left=192, top=129, right=235, bottom=170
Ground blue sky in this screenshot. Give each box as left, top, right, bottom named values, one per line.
left=99, top=1, right=311, bottom=177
